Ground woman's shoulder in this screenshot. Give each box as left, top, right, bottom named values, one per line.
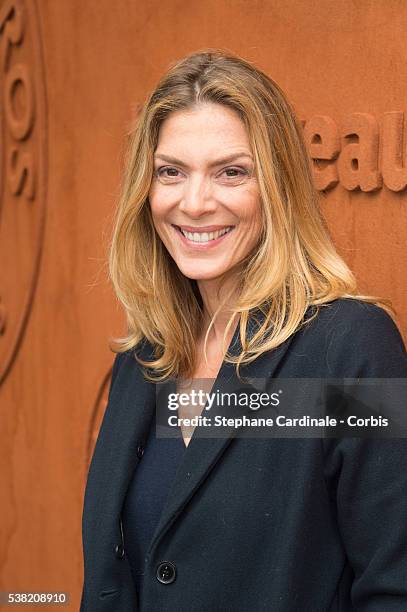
left=306, top=297, right=403, bottom=341
left=108, top=338, right=154, bottom=387
left=297, top=297, right=407, bottom=377
left=307, top=297, right=397, bottom=327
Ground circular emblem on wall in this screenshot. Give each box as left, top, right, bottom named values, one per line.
left=0, top=0, right=47, bottom=383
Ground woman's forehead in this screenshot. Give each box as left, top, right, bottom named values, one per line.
left=155, top=105, right=252, bottom=161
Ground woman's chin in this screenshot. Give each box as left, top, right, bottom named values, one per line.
left=177, top=264, right=229, bottom=282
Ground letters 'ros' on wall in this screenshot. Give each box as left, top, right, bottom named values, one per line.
left=0, top=0, right=47, bottom=384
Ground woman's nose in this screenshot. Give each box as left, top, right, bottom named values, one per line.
left=178, top=175, right=217, bottom=217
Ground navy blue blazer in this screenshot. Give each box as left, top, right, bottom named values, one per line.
left=81, top=298, right=407, bottom=611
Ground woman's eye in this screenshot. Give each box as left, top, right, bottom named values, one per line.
left=220, top=167, right=250, bottom=184
left=155, top=166, right=181, bottom=180
left=222, top=167, right=247, bottom=178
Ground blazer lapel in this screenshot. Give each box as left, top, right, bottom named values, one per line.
left=84, top=341, right=157, bottom=555
left=88, top=309, right=310, bottom=565
left=146, top=313, right=299, bottom=557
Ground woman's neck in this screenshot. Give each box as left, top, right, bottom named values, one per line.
left=197, top=277, right=240, bottom=344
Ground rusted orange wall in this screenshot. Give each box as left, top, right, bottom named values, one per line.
left=1, top=0, right=406, bottom=609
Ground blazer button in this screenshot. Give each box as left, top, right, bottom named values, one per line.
left=156, top=561, right=176, bottom=584
left=115, top=543, right=125, bottom=559
left=136, top=444, right=144, bottom=459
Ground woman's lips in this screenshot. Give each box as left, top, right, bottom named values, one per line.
left=171, top=224, right=235, bottom=249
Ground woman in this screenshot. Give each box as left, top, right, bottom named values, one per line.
left=81, top=49, right=407, bottom=611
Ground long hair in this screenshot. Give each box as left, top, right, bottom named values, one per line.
left=108, top=47, right=394, bottom=381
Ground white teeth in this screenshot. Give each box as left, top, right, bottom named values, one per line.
left=180, top=227, right=232, bottom=243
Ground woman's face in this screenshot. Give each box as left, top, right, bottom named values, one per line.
left=148, top=102, right=262, bottom=281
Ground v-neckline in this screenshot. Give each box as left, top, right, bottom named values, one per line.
left=174, top=319, right=243, bottom=450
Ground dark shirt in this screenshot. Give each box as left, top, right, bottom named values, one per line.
left=122, top=413, right=186, bottom=604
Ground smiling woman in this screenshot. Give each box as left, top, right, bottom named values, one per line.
left=81, top=48, right=407, bottom=612
left=106, top=49, right=396, bottom=384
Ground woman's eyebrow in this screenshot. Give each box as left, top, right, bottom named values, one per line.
left=153, top=152, right=254, bottom=167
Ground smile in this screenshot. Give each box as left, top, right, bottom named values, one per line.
left=172, top=224, right=235, bottom=248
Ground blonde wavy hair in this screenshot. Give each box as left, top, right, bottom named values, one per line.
left=108, top=47, right=393, bottom=381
